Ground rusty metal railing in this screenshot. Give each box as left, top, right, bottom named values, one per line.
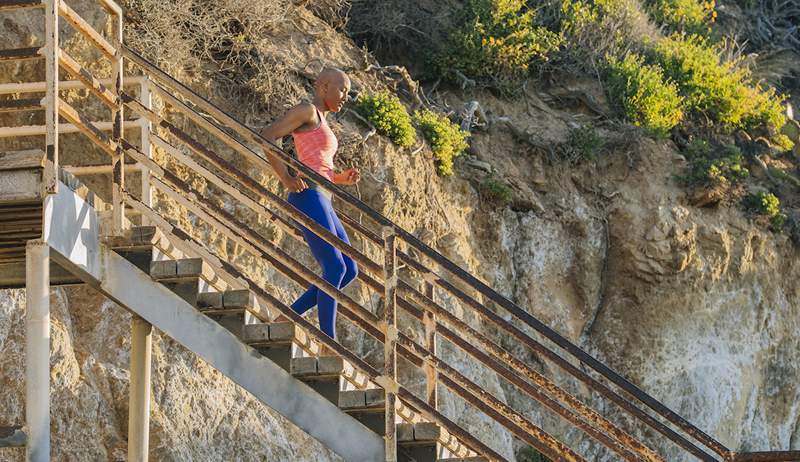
left=115, top=44, right=800, bottom=462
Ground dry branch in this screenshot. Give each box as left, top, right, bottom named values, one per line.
left=365, top=63, right=424, bottom=108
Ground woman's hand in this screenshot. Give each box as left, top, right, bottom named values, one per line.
left=282, top=175, right=308, bottom=193
left=335, top=168, right=361, bottom=186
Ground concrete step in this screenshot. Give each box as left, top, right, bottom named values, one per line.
left=111, top=226, right=158, bottom=273
left=242, top=321, right=296, bottom=371
left=242, top=322, right=373, bottom=391
left=0, top=426, right=26, bottom=448
left=339, top=390, right=457, bottom=462
left=339, top=389, right=386, bottom=410
left=150, top=257, right=204, bottom=305
left=398, top=422, right=441, bottom=462
left=197, top=289, right=257, bottom=315
left=339, top=389, right=386, bottom=434
left=291, top=356, right=345, bottom=404
left=339, top=394, right=471, bottom=461
left=197, top=289, right=264, bottom=337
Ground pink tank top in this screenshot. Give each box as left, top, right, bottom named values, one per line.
left=292, top=106, right=337, bottom=182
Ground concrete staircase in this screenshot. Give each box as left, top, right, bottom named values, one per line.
left=109, top=224, right=485, bottom=461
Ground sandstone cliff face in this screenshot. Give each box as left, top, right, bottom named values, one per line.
left=1, top=1, right=799, bottom=461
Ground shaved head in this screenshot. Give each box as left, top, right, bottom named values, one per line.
left=314, top=67, right=351, bottom=113
left=316, top=67, right=349, bottom=88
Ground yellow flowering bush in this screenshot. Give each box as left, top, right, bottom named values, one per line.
left=414, top=110, right=470, bottom=176
left=355, top=91, right=416, bottom=147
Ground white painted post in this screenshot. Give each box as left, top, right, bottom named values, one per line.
left=128, top=315, right=152, bottom=462
left=25, top=240, right=50, bottom=462
left=139, top=78, right=152, bottom=225
left=43, top=0, right=59, bottom=194
left=111, top=9, right=125, bottom=234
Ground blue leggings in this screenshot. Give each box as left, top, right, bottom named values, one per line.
left=287, top=189, right=358, bottom=339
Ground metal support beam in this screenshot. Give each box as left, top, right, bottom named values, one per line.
left=25, top=240, right=50, bottom=462
left=382, top=227, right=398, bottom=462
left=128, top=315, right=152, bottom=462
left=110, top=9, right=124, bottom=234
left=423, top=281, right=437, bottom=408
left=139, top=78, right=152, bottom=226
left=44, top=0, right=59, bottom=194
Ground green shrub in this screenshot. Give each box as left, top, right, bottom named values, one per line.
left=680, top=139, right=749, bottom=186
left=566, top=125, right=605, bottom=160
left=414, top=109, right=470, bottom=176
left=644, top=0, right=716, bottom=35
left=355, top=91, right=416, bottom=147
left=652, top=34, right=787, bottom=133
left=744, top=191, right=785, bottom=231
left=480, top=177, right=513, bottom=206
left=558, top=0, right=657, bottom=70
left=435, top=0, right=561, bottom=86
left=605, top=53, right=684, bottom=137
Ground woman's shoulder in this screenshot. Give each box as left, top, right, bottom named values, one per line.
left=290, top=102, right=321, bottom=133
left=291, top=102, right=318, bottom=119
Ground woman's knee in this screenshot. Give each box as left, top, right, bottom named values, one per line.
left=322, top=257, right=347, bottom=286
left=341, top=258, right=358, bottom=288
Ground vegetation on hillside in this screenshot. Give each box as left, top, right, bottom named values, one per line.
left=652, top=33, right=786, bottom=133
left=604, top=53, right=684, bottom=137
left=744, top=191, right=787, bottom=231
left=679, top=139, right=750, bottom=186
left=433, top=0, right=561, bottom=88
left=414, top=109, right=470, bottom=175
left=643, top=0, right=717, bottom=34
left=123, top=0, right=798, bottom=233
left=480, top=176, right=514, bottom=206
left=355, top=91, right=417, bottom=147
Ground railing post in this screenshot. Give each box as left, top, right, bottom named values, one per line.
left=111, top=9, right=124, bottom=234
left=43, top=0, right=59, bottom=194
left=139, top=78, right=152, bottom=226
left=25, top=240, right=50, bottom=462
left=382, top=227, right=398, bottom=462
left=423, top=281, right=437, bottom=408
left=128, top=315, right=152, bottom=462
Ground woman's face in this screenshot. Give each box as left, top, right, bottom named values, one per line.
left=324, top=76, right=351, bottom=113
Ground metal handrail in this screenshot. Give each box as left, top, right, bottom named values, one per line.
left=135, top=128, right=625, bottom=460
left=120, top=43, right=732, bottom=459
left=115, top=71, right=666, bottom=461
left=114, top=74, right=669, bottom=459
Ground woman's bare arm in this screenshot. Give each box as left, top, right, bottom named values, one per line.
left=260, top=103, right=316, bottom=191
